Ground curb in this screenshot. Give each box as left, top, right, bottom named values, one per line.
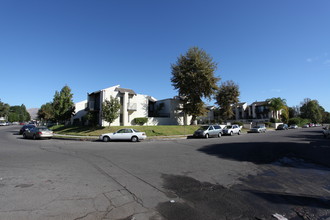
left=52, top=134, right=191, bottom=142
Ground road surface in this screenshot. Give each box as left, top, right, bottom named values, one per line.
left=0, top=125, right=329, bottom=220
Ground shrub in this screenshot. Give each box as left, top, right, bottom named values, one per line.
left=133, top=117, right=148, bottom=126
left=265, top=122, right=272, bottom=127
left=288, top=117, right=310, bottom=127
left=270, top=117, right=281, bottom=123
left=232, top=121, right=244, bottom=126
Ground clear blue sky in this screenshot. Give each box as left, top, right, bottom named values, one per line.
left=1, top=0, right=329, bottom=111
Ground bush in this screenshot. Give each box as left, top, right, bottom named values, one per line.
left=265, top=122, right=272, bottom=127
left=288, top=117, right=310, bottom=127
left=133, top=117, right=148, bottom=126
left=270, top=117, right=281, bottom=123
left=232, top=121, right=244, bottom=126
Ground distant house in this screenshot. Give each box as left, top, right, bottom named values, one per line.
left=71, top=85, right=191, bottom=126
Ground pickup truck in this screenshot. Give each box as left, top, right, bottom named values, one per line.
left=222, top=124, right=241, bottom=136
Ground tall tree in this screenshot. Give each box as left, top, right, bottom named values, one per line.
left=38, top=102, right=55, bottom=122
left=101, top=96, right=121, bottom=126
left=0, top=99, right=9, bottom=118
left=300, top=99, right=322, bottom=123
left=52, top=85, right=75, bottom=123
left=171, top=47, right=219, bottom=124
left=7, top=105, right=30, bottom=122
left=266, top=97, right=287, bottom=120
left=215, top=80, right=240, bottom=121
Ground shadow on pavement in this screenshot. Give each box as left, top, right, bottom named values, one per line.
left=198, top=139, right=330, bottom=168
left=156, top=174, right=330, bottom=220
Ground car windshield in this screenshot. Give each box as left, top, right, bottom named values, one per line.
left=38, top=127, right=50, bottom=131
left=198, top=126, right=209, bottom=131
left=253, top=126, right=261, bottom=128
left=225, top=126, right=233, bottom=129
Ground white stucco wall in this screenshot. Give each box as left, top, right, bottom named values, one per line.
left=71, top=100, right=87, bottom=124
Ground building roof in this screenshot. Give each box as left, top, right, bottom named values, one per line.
left=252, top=101, right=269, bottom=106
left=115, top=87, right=137, bottom=95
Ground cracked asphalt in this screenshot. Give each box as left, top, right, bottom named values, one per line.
left=0, top=125, right=329, bottom=220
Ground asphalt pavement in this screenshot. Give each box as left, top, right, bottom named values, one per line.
left=0, top=125, right=329, bottom=220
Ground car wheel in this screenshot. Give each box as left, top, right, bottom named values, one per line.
left=218, top=133, right=221, bottom=138
left=238, top=130, right=241, bottom=135
left=230, top=131, right=233, bottom=136
left=131, top=136, right=138, bottom=142
left=33, top=134, right=37, bottom=140
left=103, top=136, right=110, bottom=142
left=23, top=133, right=27, bottom=139
left=205, top=133, right=209, bottom=139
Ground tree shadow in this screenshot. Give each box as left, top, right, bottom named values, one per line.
left=156, top=174, right=330, bottom=220
left=198, top=139, right=330, bottom=168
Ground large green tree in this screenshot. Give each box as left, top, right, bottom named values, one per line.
left=171, top=47, right=220, bottom=124
left=37, top=102, right=55, bottom=122
left=300, top=98, right=322, bottom=123
left=52, top=85, right=75, bottom=123
left=7, top=105, right=30, bottom=122
left=0, top=99, right=9, bottom=118
left=215, top=80, right=240, bottom=121
left=8, top=104, right=31, bottom=122
left=101, top=96, right=121, bottom=126
left=266, top=97, right=287, bottom=120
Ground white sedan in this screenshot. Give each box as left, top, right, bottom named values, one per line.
left=99, top=128, right=147, bottom=142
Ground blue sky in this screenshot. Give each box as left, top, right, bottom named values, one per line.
left=1, top=0, right=329, bottom=111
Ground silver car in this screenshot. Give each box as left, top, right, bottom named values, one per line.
left=249, top=124, right=267, bottom=133
left=23, top=126, right=53, bottom=139
left=100, top=128, right=147, bottom=142
left=193, top=125, right=222, bottom=138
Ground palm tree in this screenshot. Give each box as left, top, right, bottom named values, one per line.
left=266, top=97, right=287, bottom=120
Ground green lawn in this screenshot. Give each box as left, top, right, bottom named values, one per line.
left=50, top=125, right=200, bottom=137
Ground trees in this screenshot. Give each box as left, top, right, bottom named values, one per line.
left=300, top=99, right=322, bottom=123
left=214, top=80, right=240, bottom=121
left=0, top=99, right=9, bottom=118
left=37, top=103, right=55, bottom=122
left=7, top=105, right=30, bottom=122
left=52, top=85, right=75, bottom=123
left=101, top=96, right=121, bottom=126
left=171, top=47, right=219, bottom=124
left=266, top=97, right=287, bottom=120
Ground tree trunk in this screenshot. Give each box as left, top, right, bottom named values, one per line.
left=190, top=115, right=197, bottom=125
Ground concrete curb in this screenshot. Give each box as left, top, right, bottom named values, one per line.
left=52, top=134, right=191, bottom=142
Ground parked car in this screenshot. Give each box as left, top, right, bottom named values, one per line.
left=302, top=124, right=310, bottom=128
left=276, top=124, right=288, bottom=130
left=323, top=125, right=330, bottom=138
left=23, top=126, right=53, bottom=139
left=289, top=124, right=298, bottom=129
left=222, top=124, right=241, bottom=135
left=19, top=124, right=36, bottom=134
left=99, top=128, right=147, bottom=142
left=193, top=125, right=223, bottom=138
left=0, top=121, right=8, bottom=126
left=249, top=124, right=267, bottom=133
